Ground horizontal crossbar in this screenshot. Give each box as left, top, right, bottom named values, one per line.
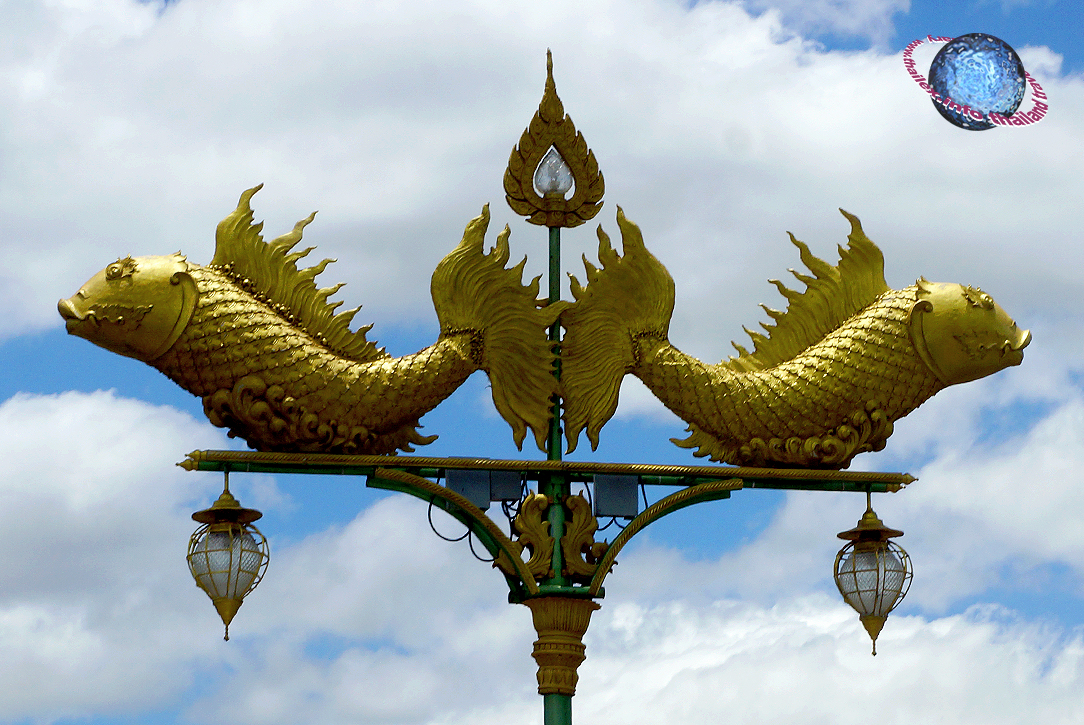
left=179, top=450, right=913, bottom=493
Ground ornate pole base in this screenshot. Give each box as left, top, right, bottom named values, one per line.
left=525, top=597, right=601, bottom=696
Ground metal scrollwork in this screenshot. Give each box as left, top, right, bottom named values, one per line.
left=561, top=494, right=609, bottom=583
left=509, top=493, right=555, bottom=580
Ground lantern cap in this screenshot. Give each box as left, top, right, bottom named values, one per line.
left=837, top=497, right=902, bottom=542
left=192, top=473, right=263, bottom=525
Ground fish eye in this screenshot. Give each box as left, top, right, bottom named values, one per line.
left=105, top=257, right=136, bottom=281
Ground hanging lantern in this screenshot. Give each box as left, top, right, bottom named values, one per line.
left=833, top=493, right=912, bottom=655
left=187, top=472, right=269, bottom=640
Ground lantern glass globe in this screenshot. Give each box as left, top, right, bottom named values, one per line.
left=534, top=147, right=574, bottom=196
left=835, top=541, right=911, bottom=617
left=188, top=526, right=266, bottom=600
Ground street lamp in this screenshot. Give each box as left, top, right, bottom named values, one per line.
left=833, top=492, right=912, bottom=655
left=60, top=50, right=1029, bottom=725
left=187, top=471, right=269, bottom=641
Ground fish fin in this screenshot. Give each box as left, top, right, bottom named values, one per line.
left=212, top=186, right=387, bottom=364
left=724, top=210, right=888, bottom=370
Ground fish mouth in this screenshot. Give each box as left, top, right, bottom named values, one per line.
left=58, top=297, right=88, bottom=334
left=1015, top=329, right=1032, bottom=351
left=1001, top=329, right=1031, bottom=367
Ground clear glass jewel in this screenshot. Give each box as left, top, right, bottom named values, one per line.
left=534, top=147, right=574, bottom=196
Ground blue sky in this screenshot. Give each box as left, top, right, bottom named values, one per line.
left=2, top=1, right=1083, bottom=724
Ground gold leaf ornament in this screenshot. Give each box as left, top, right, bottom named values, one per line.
left=512, top=493, right=556, bottom=580
left=561, top=494, right=608, bottom=583
left=504, top=51, right=605, bottom=227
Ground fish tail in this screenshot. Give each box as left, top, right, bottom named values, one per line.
left=560, top=208, right=675, bottom=452
left=432, top=206, right=564, bottom=451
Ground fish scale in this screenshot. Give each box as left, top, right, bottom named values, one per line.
left=151, top=265, right=479, bottom=452
left=638, top=287, right=962, bottom=466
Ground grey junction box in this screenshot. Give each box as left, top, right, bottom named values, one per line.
left=593, top=474, right=640, bottom=519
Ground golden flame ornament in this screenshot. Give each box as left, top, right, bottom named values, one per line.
left=505, top=51, right=605, bottom=227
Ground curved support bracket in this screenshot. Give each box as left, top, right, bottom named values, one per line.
left=369, top=468, right=540, bottom=600
left=588, top=478, right=744, bottom=596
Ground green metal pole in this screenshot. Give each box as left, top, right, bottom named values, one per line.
left=547, top=223, right=563, bottom=462
left=541, top=224, right=573, bottom=725
left=544, top=693, right=573, bottom=725
left=542, top=224, right=568, bottom=584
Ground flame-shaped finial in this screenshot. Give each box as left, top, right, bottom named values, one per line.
left=504, top=51, right=604, bottom=227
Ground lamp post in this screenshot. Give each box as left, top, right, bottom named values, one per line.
left=52, top=38, right=1028, bottom=722
left=172, top=53, right=924, bottom=725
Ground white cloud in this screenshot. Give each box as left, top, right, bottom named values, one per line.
left=187, top=593, right=1084, bottom=725
left=1019, top=44, right=1065, bottom=77
left=738, top=0, right=910, bottom=46
left=577, top=596, right=1084, bottom=725
left=0, top=390, right=231, bottom=720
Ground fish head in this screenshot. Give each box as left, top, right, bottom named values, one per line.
left=58, top=253, right=198, bottom=362
left=908, top=279, right=1031, bottom=386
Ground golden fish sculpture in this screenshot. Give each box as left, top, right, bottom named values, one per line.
left=560, top=209, right=1031, bottom=468
left=59, top=186, right=562, bottom=454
